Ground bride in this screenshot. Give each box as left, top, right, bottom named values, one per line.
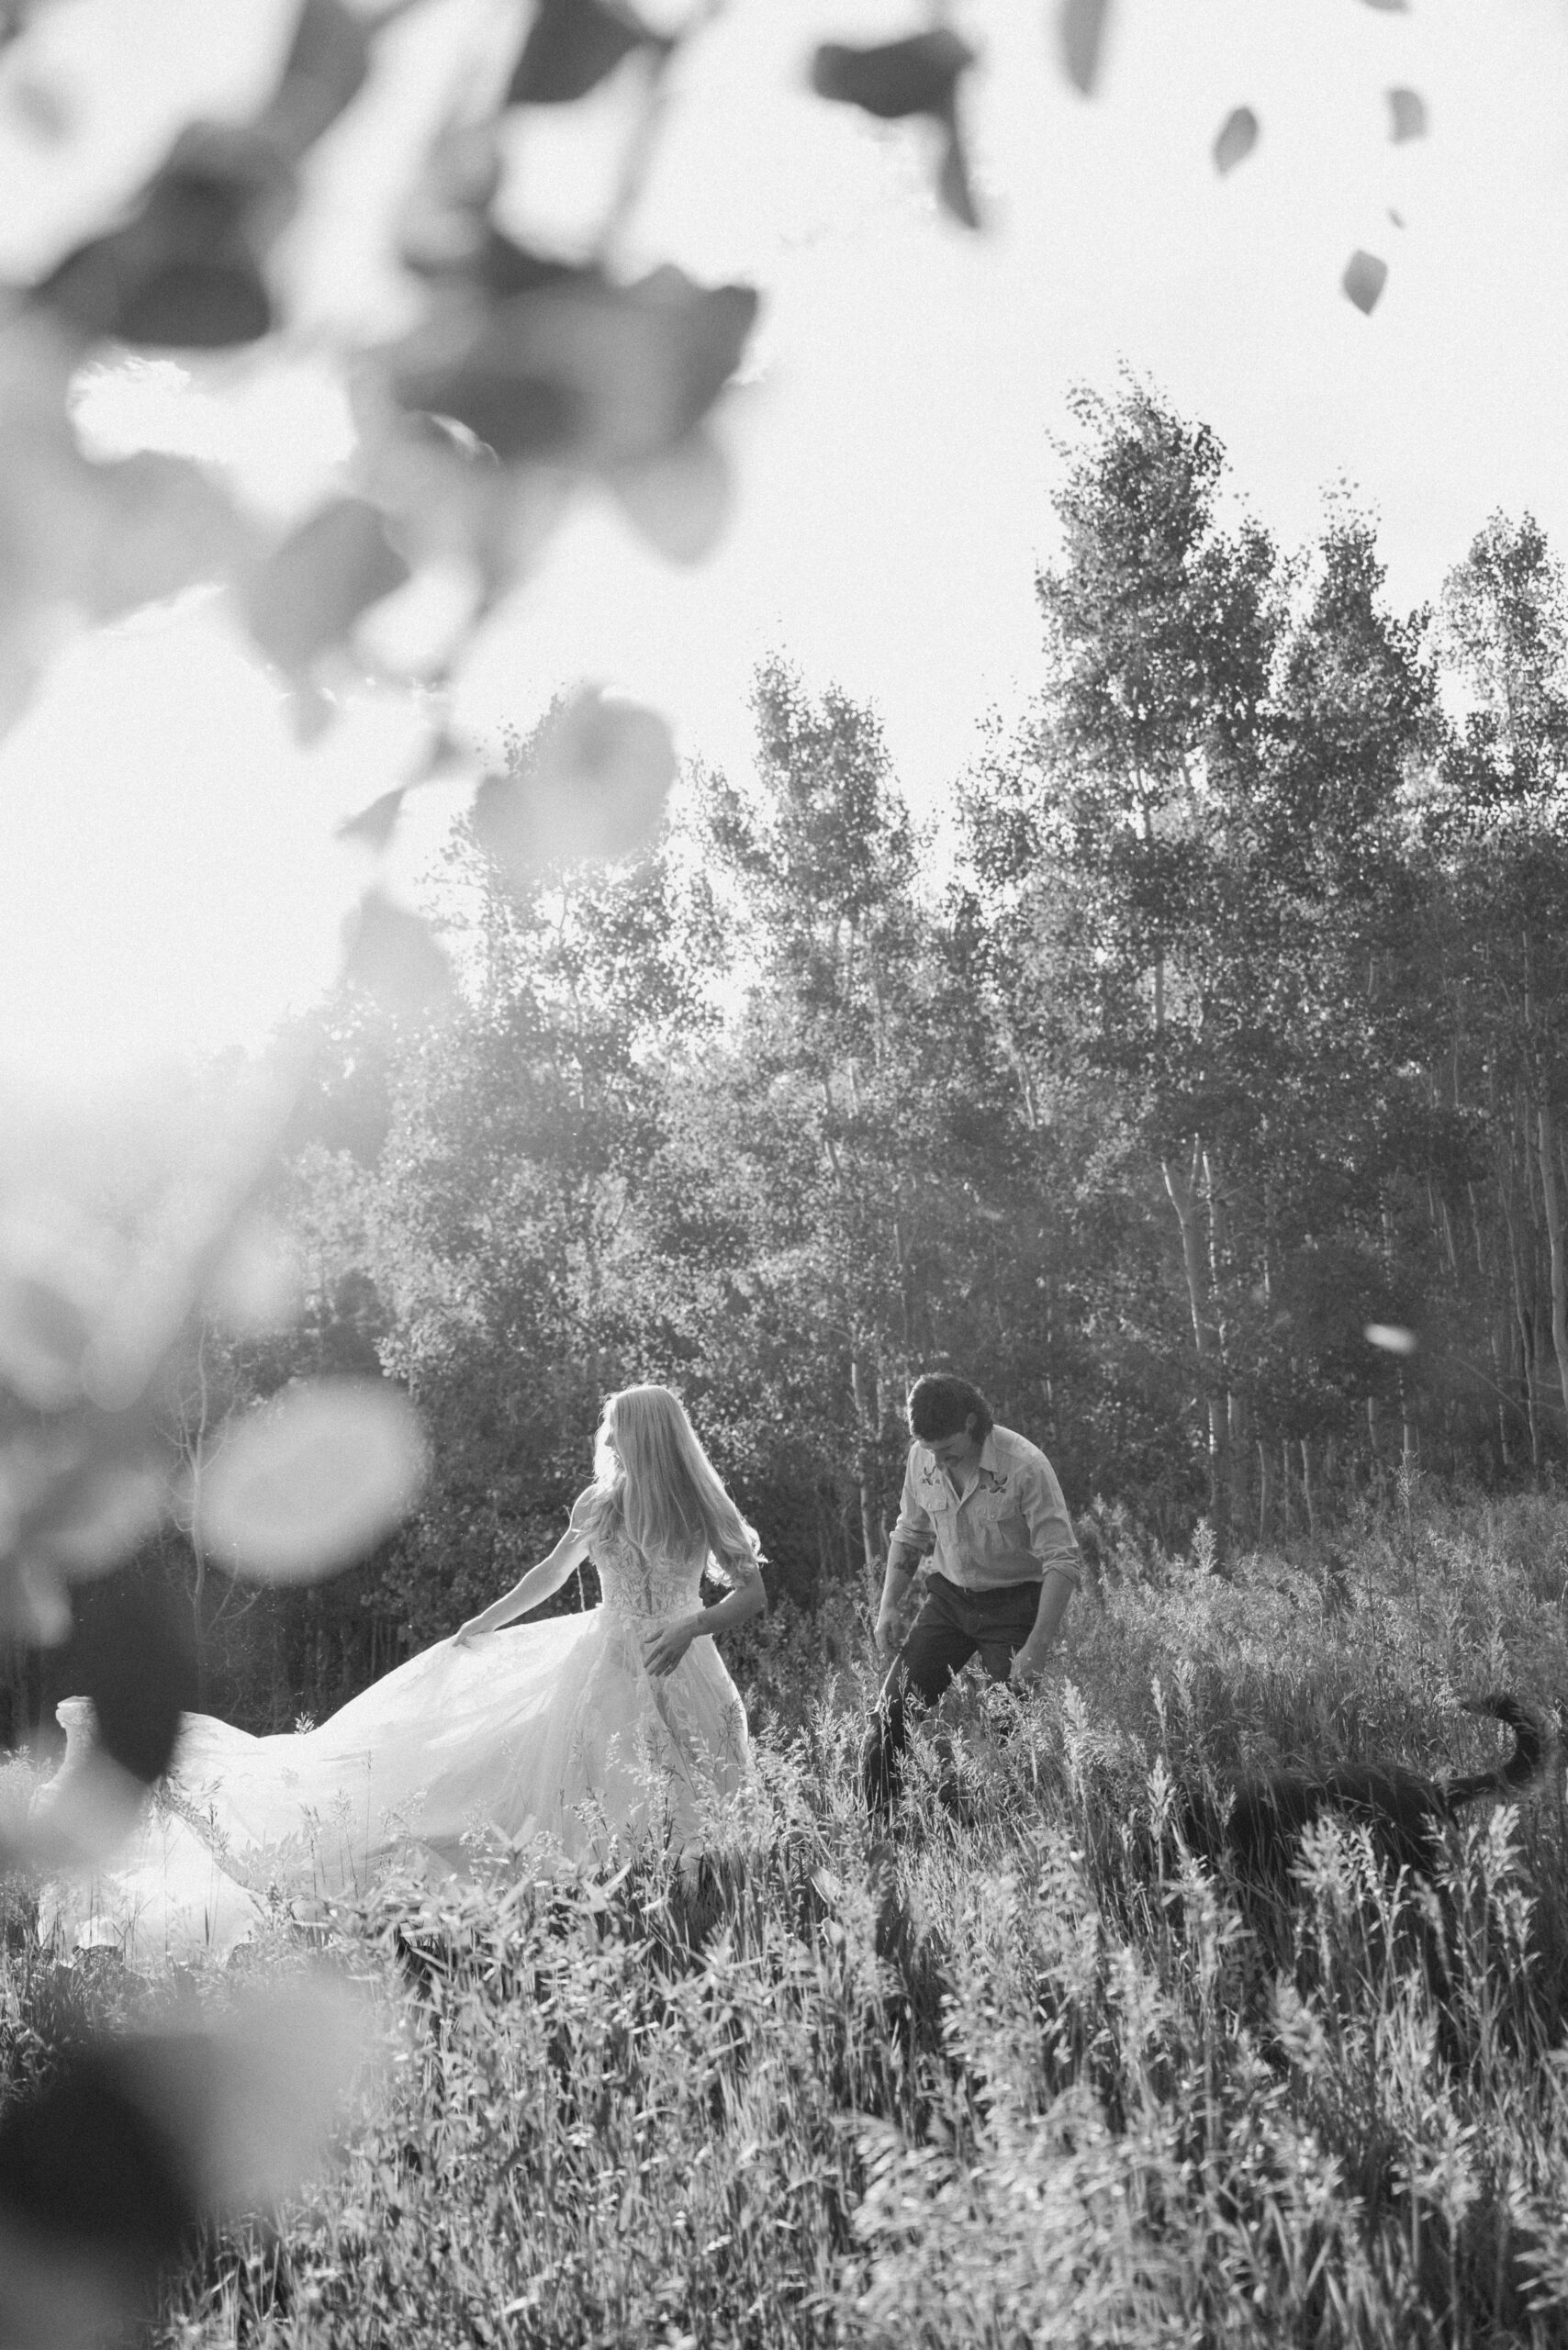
left=37, top=1385, right=767, bottom=1966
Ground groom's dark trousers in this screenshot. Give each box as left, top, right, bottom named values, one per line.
left=862, top=1572, right=1041, bottom=1822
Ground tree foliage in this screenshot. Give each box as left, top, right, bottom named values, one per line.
left=0, top=4, right=1464, bottom=2324
left=213, top=394, right=1568, bottom=1705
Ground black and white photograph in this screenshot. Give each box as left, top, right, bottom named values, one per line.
left=2, top=2, right=1568, bottom=2343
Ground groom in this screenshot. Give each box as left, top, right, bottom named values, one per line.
left=862, top=1372, right=1081, bottom=1822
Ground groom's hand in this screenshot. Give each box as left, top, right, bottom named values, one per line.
left=873, top=1606, right=907, bottom=1661
left=1008, top=1641, right=1049, bottom=1689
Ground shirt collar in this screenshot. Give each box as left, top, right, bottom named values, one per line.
left=918, top=1429, right=1002, bottom=1492
left=974, top=1429, right=1012, bottom=1494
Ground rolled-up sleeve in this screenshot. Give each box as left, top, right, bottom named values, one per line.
left=1019, top=1456, right=1081, bottom=1585
left=889, top=1449, right=936, bottom=1570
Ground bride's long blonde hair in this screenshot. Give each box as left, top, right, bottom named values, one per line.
left=579, top=1385, right=762, bottom=1576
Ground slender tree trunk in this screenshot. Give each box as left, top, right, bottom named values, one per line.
left=270, top=1605, right=287, bottom=1733
left=1500, top=1155, right=1542, bottom=1472
left=1488, top=1319, right=1511, bottom=1473
left=1537, top=1098, right=1568, bottom=1435
left=1465, top=1181, right=1488, bottom=1281
left=1163, top=1138, right=1230, bottom=1561
left=1279, top=1438, right=1292, bottom=1539
left=892, top=1210, right=913, bottom=1360
left=1299, top=1438, right=1316, bottom=1539
left=850, top=1352, right=885, bottom=1584
left=188, top=1547, right=207, bottom=1713
left=1203, top=1148, right=1238, bottom=1546
left=1425, top=1170, right=1460, bottom=1279
left=1378, top=1196, right=1417, bottom=1471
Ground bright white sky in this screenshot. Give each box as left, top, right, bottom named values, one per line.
left=0, top=0, right=1565, bottom=1096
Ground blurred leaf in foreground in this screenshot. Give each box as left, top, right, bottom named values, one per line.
left=509, top=0, right=668, bottom=106
left=0, top=1077, right=324, bottom=1653
left=396, top=116, right=505, bottom=283
left=342, top=890, right=456, bottom=1022
left=336, top=786, right=407, bottom=854
left=18, top=1695, right=148, bottom=1869
left=358, top=391, right=572, bottom=603
left=0, top=1254, right=97, bottom=1410
left=1342, top=249, right=1389, bottom=314
left=474, top=688, right=676, bottom=878
left=387, top=262, right=758, bottom=476
left=607, top=424, right=731, bottom=564
left=935, top=123, right=980, bottom=229
left=191, top=1375, right=429, bottom=1584
left=810, top=30, right=980, bottom=229
left=63, top=1574, right=196, bottom=1785
left=1213, top=106, right=1259, bottom=175
left=31, top=128, right=290, bottom=351
left=205, top=1214, right=303, bottom=1338
left=0, top=2039, right=194, bottom=2348
left=242, top=496, right=411, bottom=675
left=810, top=29, right=973, bottom=121
left=0, top=329, right=244, bottom=737
left=260, top=0, right=374, bottom=162
left=8, top=1425, right=168, bottom=1589
left=1387, top=87, right=1427, bottom=142
left=83, top=452, right=245, bottom=623
left=0, top=1985, right=368, bottom=2350
left=1058, top=0, right=1112, bottom=96
left=0, top=1396, right=167, bottom=1652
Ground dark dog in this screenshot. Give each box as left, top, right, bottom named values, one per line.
left=1181, top=1695, right=1551, bottom=1892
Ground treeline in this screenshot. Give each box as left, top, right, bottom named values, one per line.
left=53, top=384, right=1568, bottom=1734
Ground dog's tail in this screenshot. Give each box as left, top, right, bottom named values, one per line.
left=1439, top=1695, right=1551, bottom=1814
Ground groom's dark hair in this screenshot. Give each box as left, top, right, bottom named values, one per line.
left=908, top=1373, right=994, bottom=1441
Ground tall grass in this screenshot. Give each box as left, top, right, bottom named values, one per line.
left=8, top=1488, right=1568, bottom=2347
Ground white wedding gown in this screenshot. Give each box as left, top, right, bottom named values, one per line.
left=36, top=1525, right=755, bottom=1968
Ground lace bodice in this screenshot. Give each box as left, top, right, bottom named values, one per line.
left=592, top=1523, right=708, bottom=1621
left=588, top=1522, right=763, bottom=1624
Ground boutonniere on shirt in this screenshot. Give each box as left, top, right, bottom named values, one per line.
left=979, top=1469, right=1008, bottom=1494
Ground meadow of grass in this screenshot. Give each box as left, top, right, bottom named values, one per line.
left=7, top=1481, right=1568, bottom=2348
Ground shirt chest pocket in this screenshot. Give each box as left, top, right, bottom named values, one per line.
left=971, top=1491, right=1024, bottom=1544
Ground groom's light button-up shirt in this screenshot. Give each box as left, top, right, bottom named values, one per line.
left=890, top=1425, right=1081, bottom=1593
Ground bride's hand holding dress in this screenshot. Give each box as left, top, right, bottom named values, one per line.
left=450, top=1523, right=588, bottom=1649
